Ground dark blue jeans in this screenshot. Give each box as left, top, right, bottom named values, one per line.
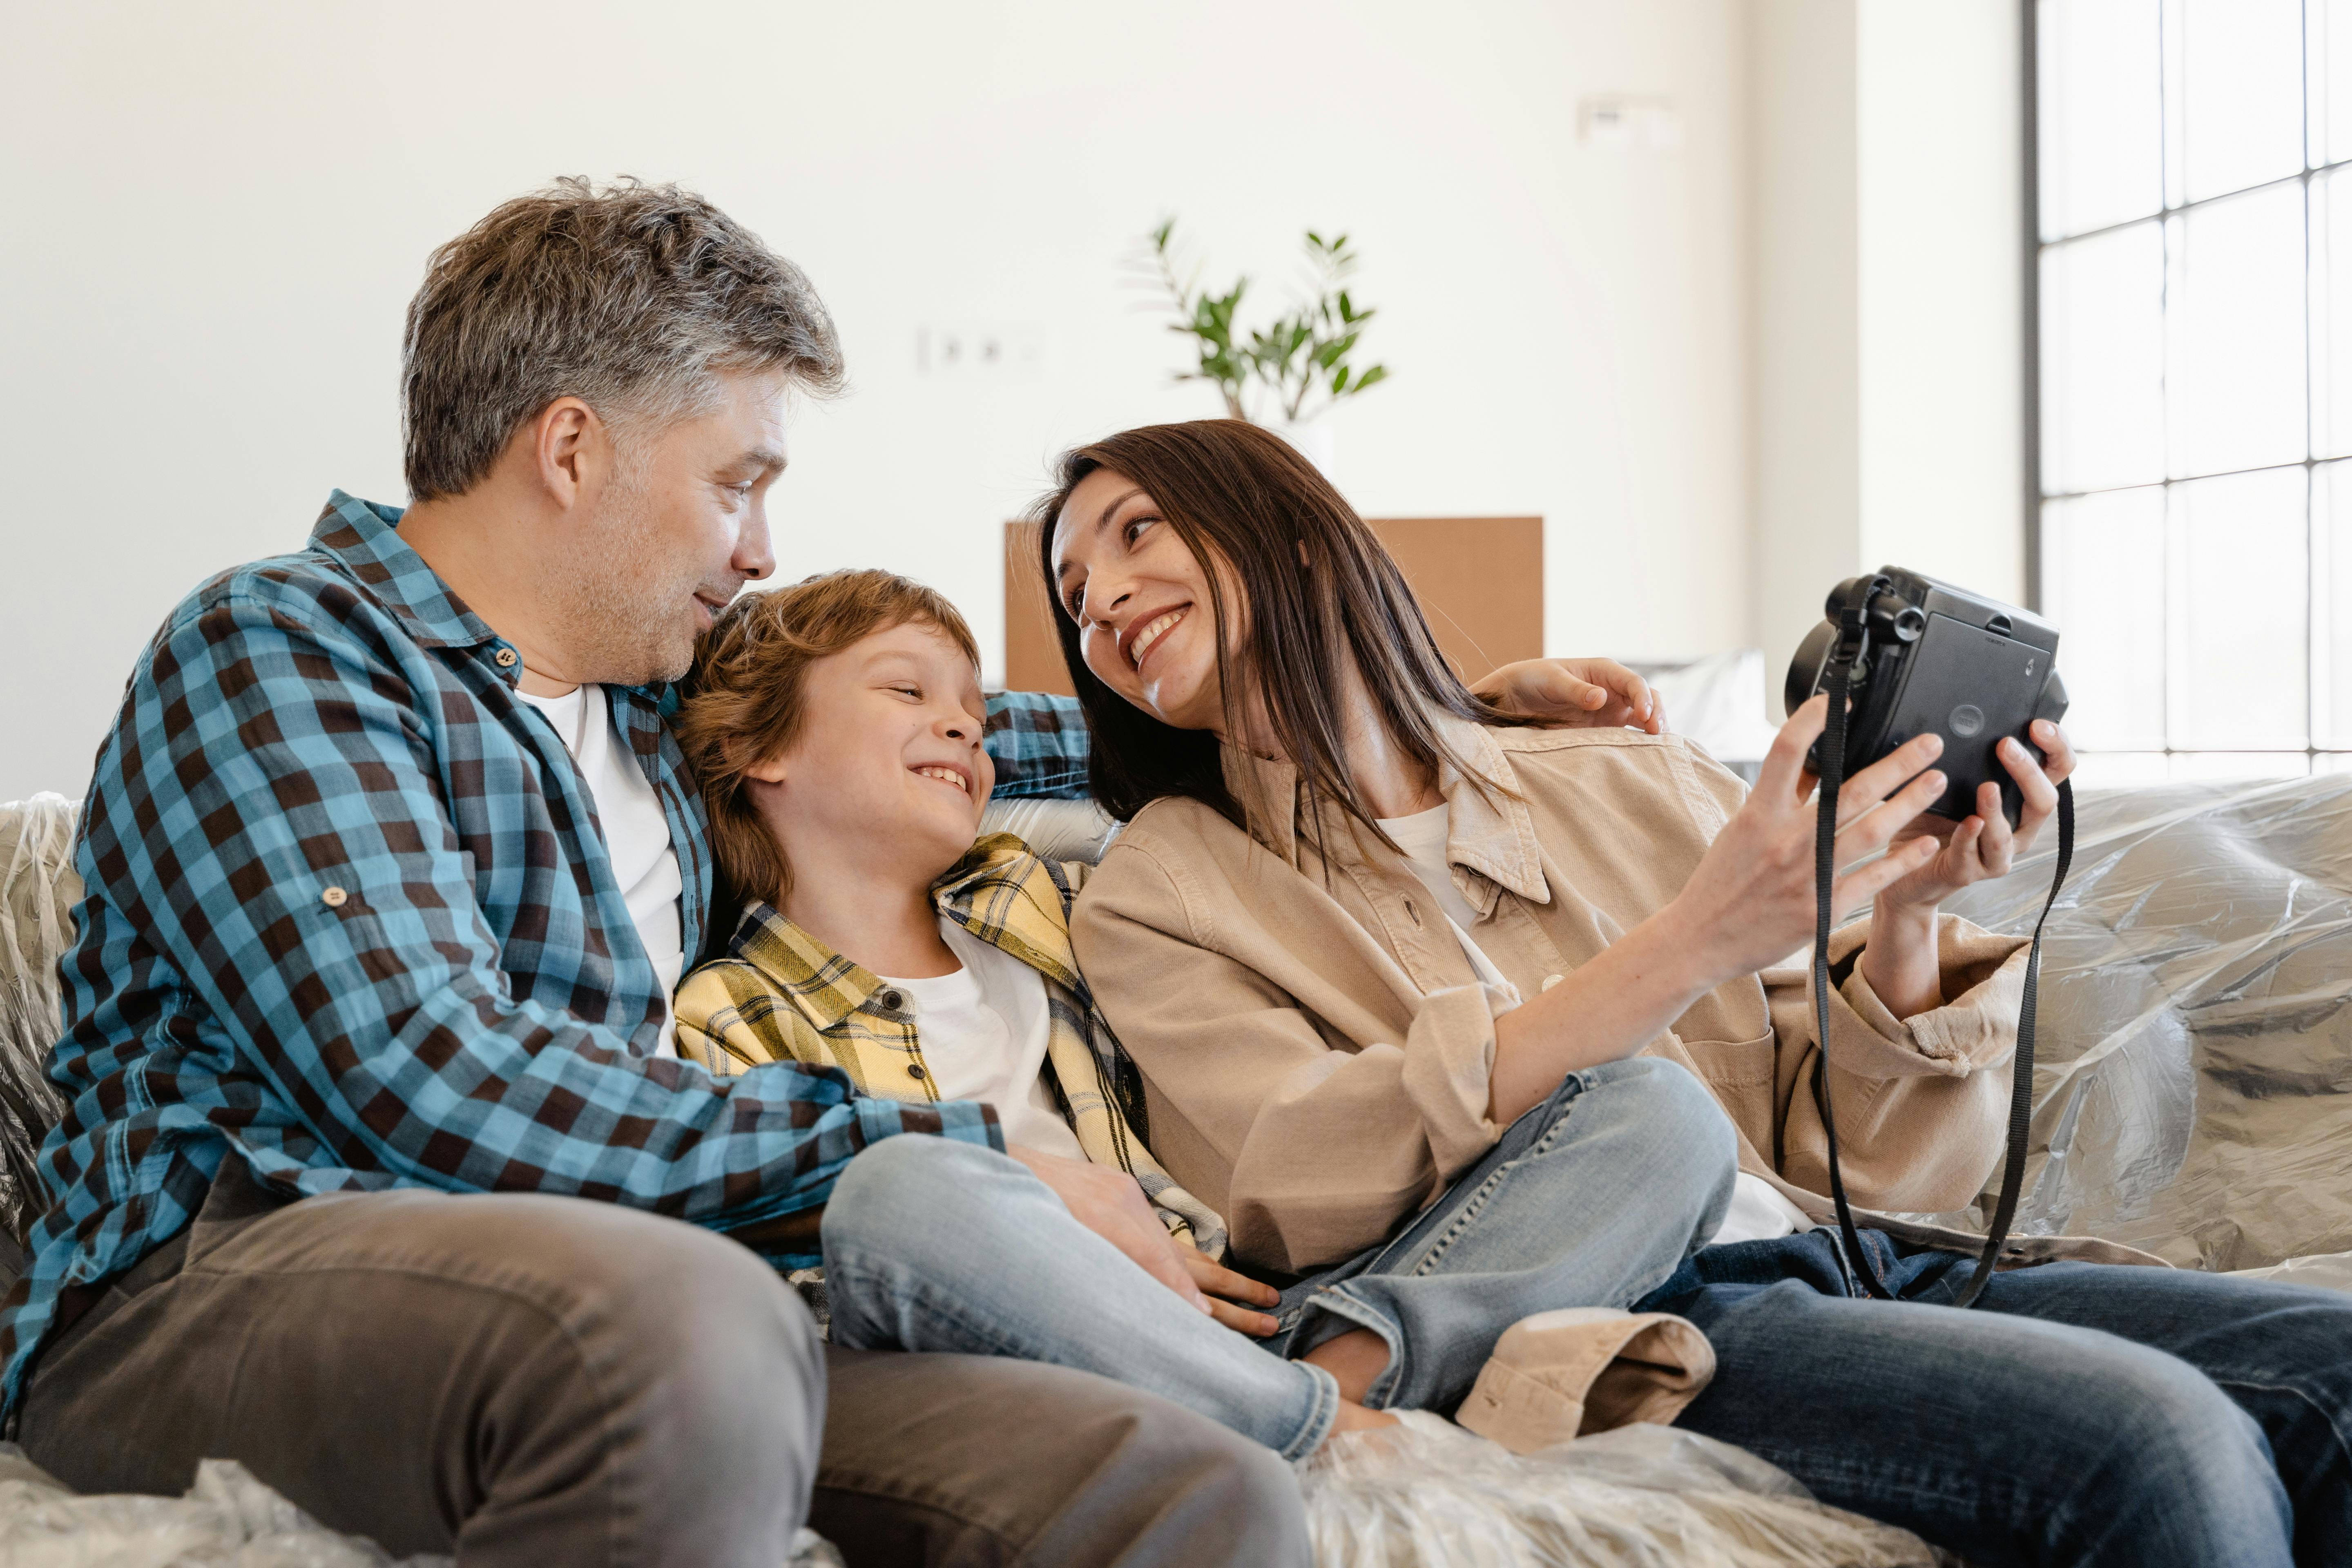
left=1635, top=1231, right=2352, bottom=1568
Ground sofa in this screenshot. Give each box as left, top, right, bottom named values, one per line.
left=4, top=772, right=2350, bottom=1563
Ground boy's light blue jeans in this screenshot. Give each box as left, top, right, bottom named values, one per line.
left=822, top=1055, right=1738, bottom=1459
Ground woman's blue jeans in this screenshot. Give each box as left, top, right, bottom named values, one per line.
left=1636, top=1230, right=2352, bottom=1568
left=821, top=1055, right=1738, bottom=1459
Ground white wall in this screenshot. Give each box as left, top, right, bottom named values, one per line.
left=1746, top=0, right=2026, bottom=696
left=1857, top=2, right=2025, bottom=602
left=1746, top=0, right=1863, bottom=687
left=0, top=0, right=1753, bottom=803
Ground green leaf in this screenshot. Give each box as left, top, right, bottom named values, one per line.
left=1142, top=218, right=1391, bottom=415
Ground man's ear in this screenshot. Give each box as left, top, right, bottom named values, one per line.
left=742, top=750, right=789, bottom=785
left=529, top=396, right=607, bottom=511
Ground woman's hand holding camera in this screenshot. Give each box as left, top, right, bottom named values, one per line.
left=1484, top=699, right=2072, bottom=1122
left=1486, top=696, right=1946, bottom=1122
left=1858, top=718, right=2077, bottom=1017
left=1655, top=695, right=1949, bottom=986
left=1870, top=719, right=2077, bottom=897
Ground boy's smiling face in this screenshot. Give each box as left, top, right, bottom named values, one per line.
left=744, top=619, right=995, bottom=890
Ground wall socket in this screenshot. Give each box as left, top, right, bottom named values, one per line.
left=916, top=324, right=1044, bottom=377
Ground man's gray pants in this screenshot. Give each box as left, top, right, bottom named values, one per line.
left=18, top=1161, right=1310, bottom=1566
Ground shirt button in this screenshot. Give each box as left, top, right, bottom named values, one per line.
left=1542, top=973, right=1563, bottom=991
left=879, top=989, right=904, bottom=1010
left=494, top=648, right=519, bottom=667
left=321, top=886, right=348, bottom=909
left=907, top=1063, right=927, bottom=1080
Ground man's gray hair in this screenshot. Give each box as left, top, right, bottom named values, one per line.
left=401, top=176, right=846, bottom=501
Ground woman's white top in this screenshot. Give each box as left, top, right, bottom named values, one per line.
left=1375, top=802, right=1810, bottom=1248
left=515, top=683, right=684, bottom=1055
left=1379, top=804, right=1520, bottom=997
left=879, top=917, right=1085, bottom=1160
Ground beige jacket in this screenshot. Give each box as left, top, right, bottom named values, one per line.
left=1071, top=720, right=2044, bottom=1276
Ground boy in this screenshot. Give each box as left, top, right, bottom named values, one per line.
left=672, top=569, right=1225, bottom=1265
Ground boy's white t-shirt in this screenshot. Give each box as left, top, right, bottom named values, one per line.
left=880, top=918, right=1085, bottom=1159
left=514, top=683, right=684, bottom=1055
left=1375, top=802, right=1810, bottom=1248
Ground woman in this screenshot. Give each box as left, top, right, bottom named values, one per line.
left=1048, top=419, right=2351, bottom=1568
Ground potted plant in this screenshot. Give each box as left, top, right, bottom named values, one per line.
left=1138, top=219, right=1390, bottom=468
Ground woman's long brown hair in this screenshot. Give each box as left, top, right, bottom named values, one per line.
left=1033, top=419, right=1529, bottom=844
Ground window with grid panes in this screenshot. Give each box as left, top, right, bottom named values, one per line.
left=2037, top=0, right=2352, bottom=784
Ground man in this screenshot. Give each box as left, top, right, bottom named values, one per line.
left=5, top=179, right=1650, bottom=1564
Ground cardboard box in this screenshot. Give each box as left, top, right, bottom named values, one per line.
left=1003, top=516, right=1543, bottom=697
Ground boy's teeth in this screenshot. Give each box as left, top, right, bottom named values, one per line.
left=916, top=767, right=965, bottom=792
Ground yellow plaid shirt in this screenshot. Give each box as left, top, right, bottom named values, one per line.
left=673, top=833, right=1226, bottom=1256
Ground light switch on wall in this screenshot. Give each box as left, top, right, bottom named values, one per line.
left=916, top=324, right=1044, bottom=377
left=1578, top=96, right=1683, bottom=151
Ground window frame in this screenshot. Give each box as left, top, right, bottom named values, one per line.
left=2026, top=0, right=2352, bottom=778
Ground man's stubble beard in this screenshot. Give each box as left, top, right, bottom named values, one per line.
left=554, top=464, right=706, bottom=687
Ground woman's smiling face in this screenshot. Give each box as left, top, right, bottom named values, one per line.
left=1050, top=466, right=1233, bottom=733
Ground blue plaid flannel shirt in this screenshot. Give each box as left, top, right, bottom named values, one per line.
left=1, top=491, right=1094, bottom=1421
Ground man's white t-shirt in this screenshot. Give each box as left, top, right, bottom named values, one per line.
left=1375, top=802, right=1809, bottom=1248
left=515, top=683, right=685, bottom=1055
left=879, top=917, right=1085, bottom=1159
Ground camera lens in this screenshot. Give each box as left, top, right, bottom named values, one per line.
left=1786, top=622, right=1837, bottom=716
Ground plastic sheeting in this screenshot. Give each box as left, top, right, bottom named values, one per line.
left=0, top=794, right=75, bottom=1248
left=0, top=1441, right=848, bottom=1568
left=2234, top=1247, right=2352, bottom=1292
left=1301, top=1413, right=1952, bottom=1568
left=1933, top=773, right=2352, bottom=1273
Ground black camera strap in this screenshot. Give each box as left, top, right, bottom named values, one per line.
left=1812, top=604, right=2074, bottom=1309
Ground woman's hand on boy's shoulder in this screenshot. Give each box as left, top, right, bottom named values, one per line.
left=1474, top=658, right=1666, bottom=734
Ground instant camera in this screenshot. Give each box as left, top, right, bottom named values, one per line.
left=1785, top=569, right=2070, bottom=827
